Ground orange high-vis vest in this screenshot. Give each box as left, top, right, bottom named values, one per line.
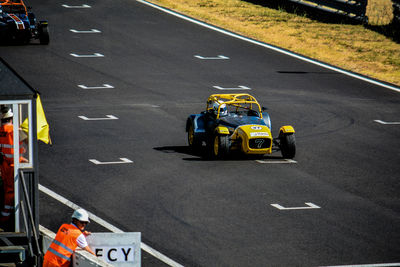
left=0, top=123, right=25, bottom=164
left=0, top=123, right=26, bottom=217
left=43, top=224, right=82, bottom=267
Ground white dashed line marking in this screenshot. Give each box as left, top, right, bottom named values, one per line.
left=256, top=159, right=297, bottom=164
left=62, top=4, right=91, bottom=8
left=194, top=55, right=229, bottom=60
left=271, top=202, right=321, bottom=210
left=319, top=263, right=400, bottom=267
left=89, top=158, right=133, bottom=165
left=70, top=53, right=104, bottom=58
left=374, top=120, right=400, bottom=125
left=78, top=84, right=114, bottom=90
left=78, top=115, right=118, bottom=121
left=213, top=85, right=251, bottom=90
left=70, top=29, right=101, bottom=33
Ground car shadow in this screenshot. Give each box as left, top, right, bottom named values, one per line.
left=0, top=40, right=42, bottom=46
left=153, top=145, right=286, bottom=162
left=153, top=145, right=204, bottom=160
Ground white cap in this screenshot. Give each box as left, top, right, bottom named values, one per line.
left=72, top=208, right=90, bottom=223
left=1, top=108, right=13, bottom=119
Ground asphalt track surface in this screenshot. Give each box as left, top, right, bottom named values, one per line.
left=1, top=0, right=400, bottom=266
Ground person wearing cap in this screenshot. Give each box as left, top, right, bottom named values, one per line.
left=0, top=107, right=27, bottom=225
left=43, top=208, right=96, bottom=267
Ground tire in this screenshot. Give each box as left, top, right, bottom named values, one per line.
left=39, top=25, right=49, bottom=45
left=187, top=122, right=201, bottom=151
left=280, top=133, right=296, bottom=159
left=212, top=134, right=230, bottom=159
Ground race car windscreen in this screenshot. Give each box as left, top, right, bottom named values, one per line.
left=226, top=103, right=260, bottom=117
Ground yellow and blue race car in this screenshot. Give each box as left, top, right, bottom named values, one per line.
left=186, top=93, right=296, bottom=159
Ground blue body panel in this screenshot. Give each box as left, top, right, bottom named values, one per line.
left=187, top=114, right=206, bottom=141
left=187, top=111, right=272, bottom=141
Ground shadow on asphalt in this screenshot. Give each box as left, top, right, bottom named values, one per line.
left=153, top=146, right=286, bottom=161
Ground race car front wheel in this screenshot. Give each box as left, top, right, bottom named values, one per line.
left=213, top=134, right=229, bottom=159
left=188, top=122, right=201, bottom=151
left=280, top=133, right=296, bottom=159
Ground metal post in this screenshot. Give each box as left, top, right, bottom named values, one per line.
left=31, top=96, right=39, bottom=234
left=12, top=103, right=20, bottom=232
left=20, top=170, right=41, bottom=258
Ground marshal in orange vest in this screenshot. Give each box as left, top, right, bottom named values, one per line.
left=43, top=224, right=82, bottom=267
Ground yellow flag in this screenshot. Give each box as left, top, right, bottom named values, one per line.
left=21, top=94, right=51, bottom=144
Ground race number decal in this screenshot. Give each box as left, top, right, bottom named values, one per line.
left=254, top=139, right=265, bottom=149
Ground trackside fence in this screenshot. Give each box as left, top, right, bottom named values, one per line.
left=285, top=0, right=367, bottom=23
left=252, top=0, right=368, bottom=23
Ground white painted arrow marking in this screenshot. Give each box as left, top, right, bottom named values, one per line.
left=89, top=158, right=133, bottom=165
left=70, top=29, right=101, bottom=33
left=320, top=262, right=400, bottom=267
left=62, top=4, right=91, bottom=8
left=256, top=159, right=297, bottom=164
left=194, top=55, right=229, bottom=60
left=77, top=84, right=114, bottom=90
left=78, top=115, right=118, bottom=121
left=70, top=53, right=104, bottom=58
left=213, top=85, right=251, bottom=90
left=374, top=120, right=400, bottom=125
left=320, top=263, right=400, bottom=267
left=271, top=202, right=320, bottom=210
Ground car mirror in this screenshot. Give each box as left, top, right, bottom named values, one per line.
left=262, top=106, right=268, bottom=111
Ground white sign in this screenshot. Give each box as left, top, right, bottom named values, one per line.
left=95, top=246, right=134, bottom=262
left=86, top=232, right=141, bottom=267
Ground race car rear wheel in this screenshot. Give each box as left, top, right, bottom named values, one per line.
left=213, top=134, right=229, bottom=159
left=39, top=24, right=50, bottom=45
left=188, top=123, right=201, bottom=151
left=280, top=133, right=296, bottom=159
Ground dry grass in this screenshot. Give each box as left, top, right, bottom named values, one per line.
left=367, top=0, right=393, bottom=25
left=148, top=0, right=400, bottom=86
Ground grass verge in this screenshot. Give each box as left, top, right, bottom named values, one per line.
left=147, top=0, right=400, bottom=87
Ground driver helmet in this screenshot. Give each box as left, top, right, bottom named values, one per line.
left=220, top=104, right=227, bottom=116
left=213, top=101, right=227, bottom=117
